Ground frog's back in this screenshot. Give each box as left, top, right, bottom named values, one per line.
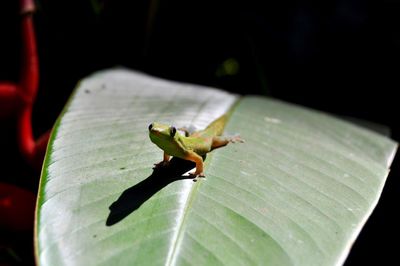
left=180, top=136, right=212, bottom=156
left=191, top=115, right=227, bottom=138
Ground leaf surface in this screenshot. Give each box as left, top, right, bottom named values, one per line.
left=35, top=69, right=397, bottom=266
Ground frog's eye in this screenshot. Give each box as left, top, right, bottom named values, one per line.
left=148, top=123, right=153, bottom=131
left=170, top=126, right=177, bottom=137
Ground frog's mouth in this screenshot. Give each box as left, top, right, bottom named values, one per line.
left=149, top=133, right=170, bottom=151
left=149, top=131, right=167, bottom=143
left=149, top=131, right=159, bottom=139
left=150, top=128, right=169, bottom=138
left=150, top=130, right=161, bottom=136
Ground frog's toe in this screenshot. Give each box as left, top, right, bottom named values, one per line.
left=230, top=136, right=244, bottom=143
left=190, top=172, right=205, bottom=182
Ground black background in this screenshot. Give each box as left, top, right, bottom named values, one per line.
left=1, top=0, right=399, bottom=265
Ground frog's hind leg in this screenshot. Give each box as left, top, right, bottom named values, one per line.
left=211, top=136, right=243, bottom=150
left=210, top=137, right=230, bottom=150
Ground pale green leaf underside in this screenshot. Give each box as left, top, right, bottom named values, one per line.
left=35, top=69, right=397, bottom=266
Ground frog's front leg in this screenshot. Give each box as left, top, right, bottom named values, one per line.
left=185, top=151, right=205, bottom=181
left=153, top=152, right=171, bottom=168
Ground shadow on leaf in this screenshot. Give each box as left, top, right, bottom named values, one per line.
left=106, top=157, right=199, bottom=226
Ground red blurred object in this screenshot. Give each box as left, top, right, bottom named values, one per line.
left=0, top=83, right=19, bottom=117
left=0, top=0, right=50, bottom=170
left=19, top=0, right=36, bottom=14
left=0, top=183, right=36, bottom=231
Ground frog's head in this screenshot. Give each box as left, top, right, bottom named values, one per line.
left=148, top=122, right=178, bottom=144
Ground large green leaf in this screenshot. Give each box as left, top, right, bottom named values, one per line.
left=35, top=69, right=397, bottom=266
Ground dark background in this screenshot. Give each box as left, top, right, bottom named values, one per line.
left=1, top=0, right=399, bottom=265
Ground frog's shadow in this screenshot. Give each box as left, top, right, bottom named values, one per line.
left=106, top=157, right=202, bottom=226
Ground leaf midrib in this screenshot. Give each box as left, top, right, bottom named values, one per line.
left=165, top=102, right=239, bottom=265
left=165, top=179, right=203, bottom=266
